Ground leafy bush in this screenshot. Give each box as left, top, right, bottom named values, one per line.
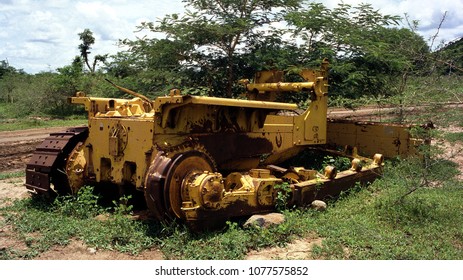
left=274, top=182, right=293, bottom=212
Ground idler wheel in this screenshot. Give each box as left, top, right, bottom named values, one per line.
left=164, top=151, right=216, bottom=219
left=144, top=150, right=216, bottom=222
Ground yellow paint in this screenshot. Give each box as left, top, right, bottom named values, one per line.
left=64, top=59, right=425, bottom=224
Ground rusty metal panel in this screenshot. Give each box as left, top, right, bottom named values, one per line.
left=27, top=151, right=59, bottom=172
left=36, top=138, right=71, bottom=151
left=327, top=119, right=421, bottom=158
left=25, top=170, right=50, bottom=192
left=109, top=136, right=119, bottom=156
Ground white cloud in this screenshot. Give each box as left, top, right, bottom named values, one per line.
left=329, top=0, right=463, bottom=44
left=1, top=0, right=462, bottom=73
left=75, top=2, right=117, bottom=19
left=1, top=0, right=184, bottom=73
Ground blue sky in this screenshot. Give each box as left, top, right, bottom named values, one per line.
left=1, top=0, right=462, bottom=74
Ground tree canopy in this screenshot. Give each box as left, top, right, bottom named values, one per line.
left=1, top=0, right=455, bottom=118
left=111, top=1, right=430, bottom=99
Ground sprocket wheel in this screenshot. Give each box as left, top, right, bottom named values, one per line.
left=144, top=144, right=216, bottom=222
left=49, top=128, right=89, bottom=196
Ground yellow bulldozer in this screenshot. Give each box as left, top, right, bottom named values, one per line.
left=25, top=59, right=427, bottom=228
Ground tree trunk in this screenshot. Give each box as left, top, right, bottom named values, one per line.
left=226, top=58, right=233, bottom=98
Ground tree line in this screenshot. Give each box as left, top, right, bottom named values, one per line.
left=0, top=0, right=459, bottom=118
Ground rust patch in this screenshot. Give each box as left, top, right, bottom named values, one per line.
left=196, top=133, right=273, bottom=168
left=144, top=152, right=171, bottom=221
left=275, top=133, right=283, bottom=148
left=187, top=199, right=275, bottom=231
left=189, top=119, right=214, bottom=133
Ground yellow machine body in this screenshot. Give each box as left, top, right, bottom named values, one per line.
left=25, top=60, right=427, bottom=228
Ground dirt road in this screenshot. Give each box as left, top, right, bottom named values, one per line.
left=0, top=127, right=69, bottom=172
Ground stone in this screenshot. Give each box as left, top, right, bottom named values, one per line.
left=311, top=200, right=327, bottom=211
left=243, top=213, right=285, bottom=229
left=94, top=213, right=110, bottom=222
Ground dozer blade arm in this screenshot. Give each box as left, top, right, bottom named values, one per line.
left=327, top=119, right=430, bottom=158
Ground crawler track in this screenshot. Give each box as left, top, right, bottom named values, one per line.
left=25, top=127, right=88, bottom=194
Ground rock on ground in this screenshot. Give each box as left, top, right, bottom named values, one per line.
left=311, top=200, right=327, bottom=211
left=243, top=213, right=285, bottom=229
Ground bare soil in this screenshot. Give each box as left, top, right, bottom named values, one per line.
left=246, top=236, right=324, bottom=260
left=435, top=125, right=463, bottom=181
left=36, top=239, right=164, bottom=260
left=1, top=111, right=462, bottom=260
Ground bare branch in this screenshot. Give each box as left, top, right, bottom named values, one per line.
left=430, top=11, right=447, bottom=50
left=433, top=58, right=463, bottom=73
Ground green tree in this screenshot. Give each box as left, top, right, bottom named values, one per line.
left=286, top=3, right=429, bottom=99
left=0, top=60, right=24, bottom=79
left=109, top=38, right=193, bottom=96
left=78, top=29, right=107, bottom=73
left=0, top=61, right=27, bottom=104
left=135, top=0, right=302, bottom=97
left=0, top=72, right=27, bottom=104
left=434, top=37, right=463, bottom=75
left=10, top=60, right=84, bottom=117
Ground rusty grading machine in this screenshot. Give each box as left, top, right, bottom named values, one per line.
left=25, top=60, right=426, bottom=228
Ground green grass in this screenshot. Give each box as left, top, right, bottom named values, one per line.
left=0, top=117, right=86, bottom=132
left=0, top=171, right=25, bottom=180
left=1, top=155, right=462, bottom=260
left=0, top=188, right=157, bottom=259
left=444, top=132, right=463, bottom=143
left=0, top=101, right=86, bottom=131
left=0, top=189, right=307, bottom=260
left=308, top=178, right=463, bottom=259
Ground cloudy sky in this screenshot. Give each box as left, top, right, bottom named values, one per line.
left=1, top=0, right=462, bottom=74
